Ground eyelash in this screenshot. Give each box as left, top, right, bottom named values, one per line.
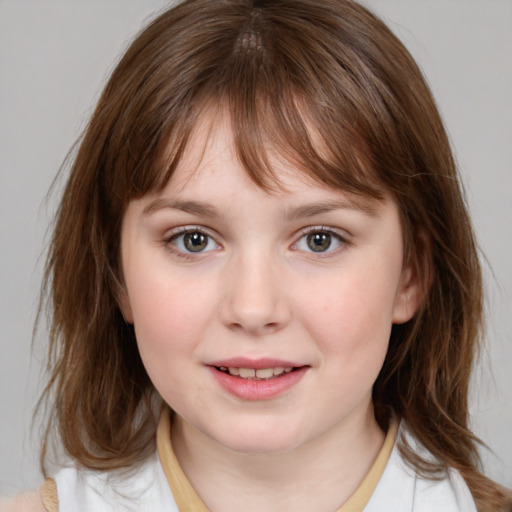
left=163, top=225, right=349, bottom=259
left=292, top=226, right=349, bottom=256
left=164, top=226, right=219, bottom=260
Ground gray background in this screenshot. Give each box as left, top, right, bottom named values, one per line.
left=1, top=0, right=511, bottom=495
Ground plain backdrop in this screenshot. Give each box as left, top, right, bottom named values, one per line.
left=1, top=0, right=511, bottom=496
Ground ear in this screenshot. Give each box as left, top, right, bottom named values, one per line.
left=392, top=263, right=426, bottom=325
left=117, top=285, right=134, bottom=324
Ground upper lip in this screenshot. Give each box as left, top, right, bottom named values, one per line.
left=207, top=357, right=306, bottom=369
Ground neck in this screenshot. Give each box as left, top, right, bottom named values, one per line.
left=171, top=403, right=385, bottom=512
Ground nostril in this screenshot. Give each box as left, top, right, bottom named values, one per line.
left=227, top=321, right=282, bottom=335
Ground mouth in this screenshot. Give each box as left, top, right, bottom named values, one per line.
left=214, top=366, right=298, bottom=380
left=208, top=360, right=309, bottom=400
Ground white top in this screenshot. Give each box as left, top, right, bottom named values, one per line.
left=53, top=452, right=178, bottom=512
left=364, top=439, right=477, bottom=512
left=52, top=426, right=477, bottom=512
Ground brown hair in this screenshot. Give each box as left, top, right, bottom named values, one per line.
left=38, top=0, right=510, bottom=510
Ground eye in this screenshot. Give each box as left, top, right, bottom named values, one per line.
left=168, top=229, right=218, bottom=254
left=293, top=229, right=346, bottom=254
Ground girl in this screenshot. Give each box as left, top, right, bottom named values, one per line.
left=5, top=0, right=511, bottom=510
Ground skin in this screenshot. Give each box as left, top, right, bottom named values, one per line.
left=0, top=491, right=45, bottom=512
left=119, top=112, right=422, bottom=511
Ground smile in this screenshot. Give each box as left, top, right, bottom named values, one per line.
left=208, top=359, right=308, bottom=400
left=216, top=366, right=294, bottom=380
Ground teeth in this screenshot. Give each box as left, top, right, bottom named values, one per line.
left=255, top=368, right=274, bottom=379
left=220, top=366, right=296, bottom=380
left=239, top=368, right=256, bottom=378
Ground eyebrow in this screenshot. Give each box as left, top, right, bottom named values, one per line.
left=284, top=199, right=378, bottom=220
left=142, top=197, right=379, bottom=218
left=143, top=199, right=219, bottom=217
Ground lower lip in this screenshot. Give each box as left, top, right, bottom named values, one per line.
left=208, top=367, right=308, bottom=401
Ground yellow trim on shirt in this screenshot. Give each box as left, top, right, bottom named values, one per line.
left=337, top=420, right=398, bottom=512
left=157, top=407, right=398, bottom=512
left=40, top=477, right=59, bottom=512
left=157, top=408, right=210, bottom=511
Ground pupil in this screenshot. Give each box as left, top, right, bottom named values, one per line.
left=307, top=233, right=331, bottom=252
left=184, top=232, right=207, bottom=252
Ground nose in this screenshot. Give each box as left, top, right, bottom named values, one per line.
left=219, top=253, right=291, bottom=336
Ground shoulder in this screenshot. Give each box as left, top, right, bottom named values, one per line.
left=0, top=491, right=45, bottom=512
left=401, top=426, right=477, bottom=511
left=413, top=466, right=477, bottom=511
left=51, top=452, right=178, bottom=511
left=364, top=423, right=477, bottom=512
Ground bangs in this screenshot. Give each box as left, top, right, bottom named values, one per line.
left=151, top=89, right=387, bottom=201
left=112, top=0, right=396, bottom=206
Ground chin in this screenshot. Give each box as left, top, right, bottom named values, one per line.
left=206, top=420, right=305, bottom=456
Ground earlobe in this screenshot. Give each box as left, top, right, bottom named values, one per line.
left=392, top=265, right=425, bottom=325
left=117, top=287, right=134, bottom=324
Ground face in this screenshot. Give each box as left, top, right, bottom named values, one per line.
left=119, top=113, right=421, bottom=455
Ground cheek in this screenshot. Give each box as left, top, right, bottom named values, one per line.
left=126, top=267, right=216, bottom=372
left=128, top=273, right=220, bottom=409
left=298, top=265, right=399, bottom=366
